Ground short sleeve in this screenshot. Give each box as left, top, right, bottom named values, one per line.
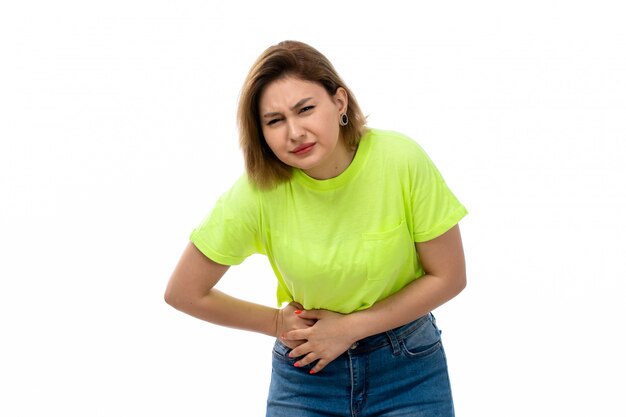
left=409, top=144, right=468, bottom=242
left=189, top=175, right=264, bottom=265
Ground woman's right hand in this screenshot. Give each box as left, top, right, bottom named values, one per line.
left=277, top=302, right=316, bottom=349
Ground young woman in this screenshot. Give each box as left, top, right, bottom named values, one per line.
left=165, top=40, right=468, bottom=417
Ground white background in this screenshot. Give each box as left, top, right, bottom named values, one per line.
left=1, top=1, right=625, bottom=415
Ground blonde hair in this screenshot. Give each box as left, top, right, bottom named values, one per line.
left=237, top=40, right=367, bottom=189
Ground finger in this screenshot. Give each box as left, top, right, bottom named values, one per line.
left=281, top=336, right=307, bottom=353
left=281, top=339, right=305, bottom=350
left=288, top=301, right=304, bottom=310
left=287, top=343, right=309, bottom=359
left=293, top=309, right=316, bottom=326
left=296, top=317, right=317, bottom=327
left=283, top=311, right=314, bottom=331
left=309, top=359, right=327, bottom=375
left=283, top=328, right=308, bottom=341
left=294, top=309, right=321, bottom=320
left=293, top=352, right=318, bottom=368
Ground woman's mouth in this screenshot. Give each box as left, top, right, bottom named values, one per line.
left=291, top=143, right=315, bottom=155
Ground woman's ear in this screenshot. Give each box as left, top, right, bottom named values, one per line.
left=334, top=87, right=349, bottom=114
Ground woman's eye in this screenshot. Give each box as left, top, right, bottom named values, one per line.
left=300, top=105, right=314, bottom=113
left=267, top=118, right=282, bottom=126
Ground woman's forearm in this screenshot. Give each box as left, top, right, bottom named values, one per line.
left=166, top=287, right=279, bottom=337
left=346, top=272, right=465, bottom=341
left=165, top=242, right=279, bottom=337
left=347, top=225, right=467, bottom=341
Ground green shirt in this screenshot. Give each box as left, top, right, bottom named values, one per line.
left=190, top=129, right=467, bottom=314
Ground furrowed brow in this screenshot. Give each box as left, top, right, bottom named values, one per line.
left=290, top=97, right=313, bottom=111
left=262, top=97, right=313, bottom=118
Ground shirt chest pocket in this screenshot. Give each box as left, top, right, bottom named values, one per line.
left=361, top=220, right=417, bottom=281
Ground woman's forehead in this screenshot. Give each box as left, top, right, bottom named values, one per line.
left=260, top=77, right=326, bottom=109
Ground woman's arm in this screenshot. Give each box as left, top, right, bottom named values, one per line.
left=164, top=242, right=312, bottom=340
left=164, top=242, right=276, bottom=335
left=284, top=224, right=466, bottom=374
left=348, top=223, right=466, bottom=337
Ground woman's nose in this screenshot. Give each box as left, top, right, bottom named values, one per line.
left=287, top=119, right=305, bottom=141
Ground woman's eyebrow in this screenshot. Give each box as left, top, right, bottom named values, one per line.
left=263, top=97, right=314, bottom=118
left=290, top=97, right=313, bottom=110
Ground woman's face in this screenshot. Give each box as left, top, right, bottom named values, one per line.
left=259, top=76, right=351, bottom=180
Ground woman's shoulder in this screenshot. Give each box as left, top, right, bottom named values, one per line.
left=364, top=128, right=430, bottom=161
left=216, top=174, right=263, bottom=207
left=226, top=172, right=291, bottom=202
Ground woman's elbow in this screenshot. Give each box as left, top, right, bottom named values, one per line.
left=454, top=270, right=467, bottom=295
left=164, top=282, right=187, bottom=310
left=163, top=286, right=177, bottom=308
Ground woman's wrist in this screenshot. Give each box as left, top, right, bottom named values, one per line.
left=342, top=310, right=376, bottom=342
left=274, top=307, right=284, bottom=338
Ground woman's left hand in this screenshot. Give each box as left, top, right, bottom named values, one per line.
left=282, top=309, right=358, bottom=374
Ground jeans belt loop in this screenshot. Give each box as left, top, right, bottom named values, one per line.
left=386, top=329, right=401, bottom=356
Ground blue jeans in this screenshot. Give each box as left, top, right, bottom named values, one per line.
left=266, top=313, right=455, bottom=417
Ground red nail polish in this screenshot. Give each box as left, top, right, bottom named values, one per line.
left=309, top=369, right=316, bottom=375
left=294, top=362, right=300, bottom=368
left=294, top=310, right=302, bottom=314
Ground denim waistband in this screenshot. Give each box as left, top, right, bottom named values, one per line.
left=346, top=313, right=433, bottom=355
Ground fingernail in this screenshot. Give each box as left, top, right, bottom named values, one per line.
left=294, top=362, right=300, bottom=367
left=294, top=310, right=302, bottom=314
left=309, top=369, right=316, bottom=375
